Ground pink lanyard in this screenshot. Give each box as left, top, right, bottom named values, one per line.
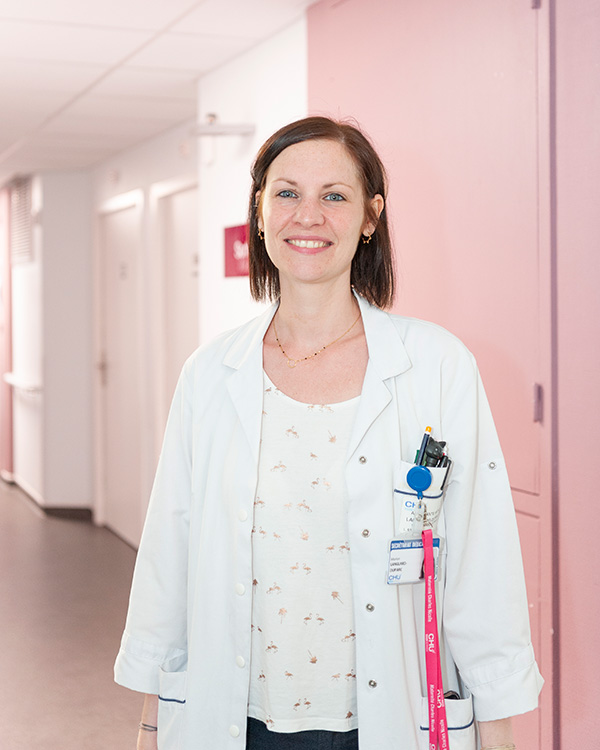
left=422, top=528, right=449, bottom=750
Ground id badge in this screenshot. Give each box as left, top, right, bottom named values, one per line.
left=386, top=537, right=441, bottom=585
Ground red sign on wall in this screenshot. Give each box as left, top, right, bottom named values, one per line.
left=224, top=224, right=249, bottom=277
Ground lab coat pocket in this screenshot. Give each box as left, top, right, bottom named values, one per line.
left=394, top=460, right=450, bottom=536
left=419, top=693, right=476, bottom=750
left=157, top=668, right=187, bottom=750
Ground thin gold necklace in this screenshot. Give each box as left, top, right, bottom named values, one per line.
left=272, top=311, right=362, bottom=368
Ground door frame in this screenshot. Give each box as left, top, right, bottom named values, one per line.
left=0, top=187, right=13, bottom=482
left=148, top=176, right=198, bottom=460
left=93, top=189, right=146, bottom=535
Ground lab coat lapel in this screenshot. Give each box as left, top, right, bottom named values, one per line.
left=224, top=304, right=277, bottom=465
left=348, top=295, right=413, bottom=459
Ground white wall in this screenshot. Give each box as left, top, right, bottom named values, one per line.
left=11, top=172, right=93, bottom=508
left=91, top=120, right=198, bottom=520
left=92, top=121, right=197, bottom=205
left=41, top=172, right=93, bottom=508
left=197, top=18, right=308, bottom=342
left=10, top=177, right=43, bottom=500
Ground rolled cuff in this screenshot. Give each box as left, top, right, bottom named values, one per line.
left=461, top=643, right=544, bottom=721
left=113, top=631, right=186, bottom=696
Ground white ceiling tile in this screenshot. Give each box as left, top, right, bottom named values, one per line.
left=29, top=130, right=141, bottom=153
left=0, top=89, right=77, bottom=130
left=0, top=134, right=21, bottom=155
left=63, top=94, right=196, bottom=122
left=43, top=106, right=190, bottom=139
left=126, top=31, right=255, bottom=72
left=0, top=59, right=107, bottom=94
left=0, top=19, right=152, bottom=66
left=93, top=67, right=198, bottom=100
left=0, top=0, right=207, bottom=31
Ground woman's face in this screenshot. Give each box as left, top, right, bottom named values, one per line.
left=257, top=139, right=383, bottom=294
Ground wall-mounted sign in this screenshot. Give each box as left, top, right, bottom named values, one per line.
left=224, top=224, right=249, bottom=277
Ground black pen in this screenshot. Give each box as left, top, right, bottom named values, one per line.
left=415, top=426, right=432, bottom=465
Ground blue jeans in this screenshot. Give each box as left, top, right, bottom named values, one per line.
left=246, top=718, right=359, bottom=750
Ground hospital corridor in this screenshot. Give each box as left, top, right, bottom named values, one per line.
left=0, top=480, right=140, bottom=748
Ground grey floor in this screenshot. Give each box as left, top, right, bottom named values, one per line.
left=0, top=480, right=142, bottom=749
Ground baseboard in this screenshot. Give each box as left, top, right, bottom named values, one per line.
left=43, top=507, right=93, bottom=522
left=8, top=475, right=93, bottom=522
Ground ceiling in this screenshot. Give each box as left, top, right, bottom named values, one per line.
left=0, top=0, right=317, bottom=185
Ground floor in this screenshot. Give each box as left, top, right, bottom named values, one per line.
left=0, top=480, right=142, bottom=749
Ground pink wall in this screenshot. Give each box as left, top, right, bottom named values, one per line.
left=555, top=0, right=600, bottom=746
left=0, top=187, right=12, bottom=478
left=307, top=0, right=600, bottom=747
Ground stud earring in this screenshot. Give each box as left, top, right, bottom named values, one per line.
left=258, top=228, right=264, bottom=241
left=362, top=233, right=372, bottom=244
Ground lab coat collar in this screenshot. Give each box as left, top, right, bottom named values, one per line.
left=222, top=303, right=278, bottom=371
left=222, top=294, right=413, bottom=464
left=222, top=293, right=413, bottom=381
left=354, top=293, right=412, bottom=380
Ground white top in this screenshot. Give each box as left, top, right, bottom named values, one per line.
left=248, top=374, right=360, bottom=732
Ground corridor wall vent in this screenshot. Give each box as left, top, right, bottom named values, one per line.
left=9, top=176, right=33, bottom=264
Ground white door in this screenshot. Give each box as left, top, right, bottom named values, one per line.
left=160, top=186, right=199, bottom=421
left=99, top=203, right=143, bottom=547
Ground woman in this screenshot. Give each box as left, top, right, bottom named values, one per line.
left=115, top=117, right=542, bottom=750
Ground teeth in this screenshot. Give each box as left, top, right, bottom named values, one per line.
left=288, top=239, right=329, bottom=249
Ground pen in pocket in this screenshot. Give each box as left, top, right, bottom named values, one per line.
left=414, top=426, right=432, bottom=464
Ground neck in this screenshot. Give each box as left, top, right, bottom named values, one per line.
left=275, top=281, right=360, bottom=346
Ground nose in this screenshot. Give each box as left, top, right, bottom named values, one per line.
left=294, top=196, right=325, bottom=227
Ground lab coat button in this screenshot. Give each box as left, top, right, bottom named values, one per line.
left=229, top=725, right=240, bottom=737
left=366, top=603, right=375, bottom=612
left=236, top=655, right=245, bottom=668
left=238, top=509, right=248, bottom=522
left=359, top=456, right=367, bottom=464
left=235, top=583, right=246, bottom=596
left=362, top=529, right=370, bottom=537
left=488, top=461, right=497, bottom=470
left=368, top=679, right=378, bottom=688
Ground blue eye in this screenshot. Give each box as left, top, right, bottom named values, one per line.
left=277, top=189, right=297, bottom=198
left=324, top=193, right=345, bottom=202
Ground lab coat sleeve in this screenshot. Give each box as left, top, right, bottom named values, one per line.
left=439, top=350, right=543, bottom=721
left=114, top=362, right=193, bottom=695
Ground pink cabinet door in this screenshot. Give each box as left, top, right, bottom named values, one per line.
left=308, top=1, right=552, bottom=747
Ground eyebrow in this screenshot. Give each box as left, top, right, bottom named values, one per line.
left=271, top=178, right=355, bottom=190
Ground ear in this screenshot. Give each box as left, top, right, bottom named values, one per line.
left=255, top=190, right=263, bottom=230
left=363, top=194, right=384, bottom=236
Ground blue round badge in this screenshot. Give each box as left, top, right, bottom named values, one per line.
left=406, top=465, right=432, bottom=496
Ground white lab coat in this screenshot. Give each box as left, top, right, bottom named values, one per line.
left=114, top=294, right=543, bottom=750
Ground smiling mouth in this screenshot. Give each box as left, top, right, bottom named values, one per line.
left=285, top=239, right=332, bottom=249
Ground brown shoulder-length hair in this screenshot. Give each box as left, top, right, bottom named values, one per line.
left=247, top=116, right=395, bottom=309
